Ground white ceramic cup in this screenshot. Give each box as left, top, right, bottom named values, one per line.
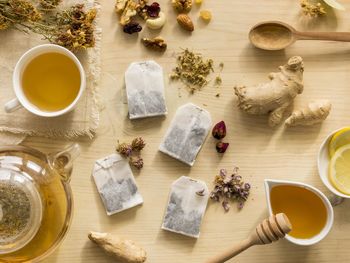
left=264, top=179, right=334, bottom=246
left=318, top=127, right=350, bottom=198
left=4, top=44, right=86, bottom=117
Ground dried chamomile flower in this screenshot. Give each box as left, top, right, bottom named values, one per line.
left=116, top=142, right=133, bottom=157
left=210, top=167, right=251, bottom=212
left=141, top=37, right=167, bottom=52
left=195, top=0, right=202, bottom=5
left=131, top=137, right=146, bottom=151
left=300, top=0, right=326, bottom=17
left=170, top=49, right=214, bottom=93
left=39, top=0, right=62, bottom=11
left=129, top=156, right=144, bottom=169
left=199, top=10, right=212, bottom=22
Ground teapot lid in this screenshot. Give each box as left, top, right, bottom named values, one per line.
left=0, top=167, right=43, bottom=254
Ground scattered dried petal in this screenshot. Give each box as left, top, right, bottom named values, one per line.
left=210, top=167, right=251, bottom=212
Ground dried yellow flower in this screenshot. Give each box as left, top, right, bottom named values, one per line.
left=195, top=0, right=202, bottom=4
left=170, top=49, right=215, bottom=93
left=300, top=0, right=326, bottom=16
left=199, top=10, right=212, bottom=22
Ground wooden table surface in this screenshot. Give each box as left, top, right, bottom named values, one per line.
left=22, top=0, right=350, bottom=262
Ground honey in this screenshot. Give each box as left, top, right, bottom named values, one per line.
left=270, top=185, right=327, bottom=239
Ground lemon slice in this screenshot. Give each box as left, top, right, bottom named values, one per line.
left=328, top=127, right=350, bottom=157
left=329, top=144, right=350, bottom=195
left=323, top=0, right=346, bottom=11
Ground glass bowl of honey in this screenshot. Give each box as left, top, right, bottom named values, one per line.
left=0, top=144, right=79, bottom=262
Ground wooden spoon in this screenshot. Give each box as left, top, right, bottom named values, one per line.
left=249, top=21, right=350, bottom=50
left=205, top=213, right=292, bottom=263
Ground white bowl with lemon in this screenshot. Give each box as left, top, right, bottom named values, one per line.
left=318, top=127, right=350, bottom=198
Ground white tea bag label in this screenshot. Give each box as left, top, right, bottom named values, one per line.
left=159, top=103, right=211, bottom=166
left=125, top=60, right=167, bottom=119
left=162, top=176, right=209, bottom=238
left=92, top=153, right=143, bottom=216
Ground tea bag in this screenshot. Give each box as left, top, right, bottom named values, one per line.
left=162, top=176, right=209, bottom=238
left=159, top=103, right=212, bottom=166
left=125, top=60, right=167, bottom=119
left=92, top=153, right=143, bottom=215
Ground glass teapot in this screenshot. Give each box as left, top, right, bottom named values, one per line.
left=0, top=144, right=79, bottom=262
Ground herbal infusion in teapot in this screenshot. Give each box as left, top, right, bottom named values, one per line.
left=270, top=185, right=327, bottom=239
left=22, top=52, right=80, bottom=112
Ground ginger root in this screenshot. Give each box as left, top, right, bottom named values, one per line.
left=234, top=56, right=304, bottom=127
left=285, top=100, right=331, bottom=127
left=88, top=231, right=147, bottom=263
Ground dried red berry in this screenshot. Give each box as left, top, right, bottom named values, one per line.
left=212, top=121, right=226, bottom=140
left=147, top=2, right=160, bottom=18
left=216, top=142, right=229, bottom=153
left=123, top=21, right=142, bottom=34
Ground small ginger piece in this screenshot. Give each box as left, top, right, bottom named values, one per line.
left=234, top=56, right=304, bottom=127
left=285, top=100, right=331, bottom=127
left=88, top=231, right=147, bottom=263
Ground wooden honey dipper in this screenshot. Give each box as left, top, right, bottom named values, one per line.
left=206, top=213, right=292, bottom=263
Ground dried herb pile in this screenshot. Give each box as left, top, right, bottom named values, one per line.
left=210, top=167, right=251, bottom=212
left=300, top=0, right=326, bottom=16
left=170, top=49, right=214, bottom=94
left=0, top=0, right=96, bottom=51
left=0, top=182, right=31, bottom=239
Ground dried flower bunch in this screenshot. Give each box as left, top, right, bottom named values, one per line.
left=116, top=137, right=146, bottom=169
left=212, top=121, right=229, bottom=153
left=170, top=49, right=214, bottom=93
left=300, top=0, right=326, bottom=17
left=210, top=167, right=251, bottom=212
left=0, top=0, right=96, bottom=51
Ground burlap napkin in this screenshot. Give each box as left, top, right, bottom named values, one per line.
left=0, top=0, right=101, bottom=144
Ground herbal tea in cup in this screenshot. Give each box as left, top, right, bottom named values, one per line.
left=4, top=44, right=85, bottom=117
left=264, top=179, right=333, bottom=246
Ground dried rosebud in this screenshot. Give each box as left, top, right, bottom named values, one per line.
left=116, top=142, right=132, bottom=157
left=216, top=142, right=229, bottom=153
left=123, top=21, right=142, bottom=34
left=212, top=121, right=226, bottom=140
left=129, top=156, right=144, bottom=169
left=147, top=2, right=160, bottom=18
left=131, top=137, right=146, bottom=151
